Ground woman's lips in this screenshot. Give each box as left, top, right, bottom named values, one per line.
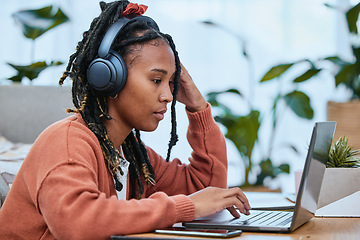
left=154, top=110, right=166, bottom=120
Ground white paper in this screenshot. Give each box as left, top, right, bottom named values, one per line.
left=243, top=191, right=295, bottom=210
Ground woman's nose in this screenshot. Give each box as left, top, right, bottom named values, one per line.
left=159, top=86, right=173, bottom=103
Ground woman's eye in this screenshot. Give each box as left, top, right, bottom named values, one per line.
left=153, top=79, right=161, bottom=84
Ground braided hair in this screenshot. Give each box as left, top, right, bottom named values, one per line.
left=59, top=0, right=180, bottom=199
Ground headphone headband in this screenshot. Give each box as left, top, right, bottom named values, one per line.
left=98, top=17, right=130, bottom=58
left=87, top=15, right=160, bottom=97
left=98, top=16, right=160, bottom=58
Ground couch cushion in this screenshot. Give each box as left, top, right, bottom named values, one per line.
left=0, top=84, right=72, bottom=143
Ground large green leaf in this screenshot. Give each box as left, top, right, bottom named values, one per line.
left=7, top=61, right=63, bottom=82
left=260, top=63, right=294, bottom=82
left=255, top=158, right=290, bottom=185
left=207, top=89, right=244, bottom=115
left=278, top=163, right=290, bottom=173
left=335, top=63, right=358, bottom=86
left=207, top=88, right=243, bottom=102
left=324, top=56, right=346, bottom=64
left=216, top=110, right=260, bottom=160
left=283, top=90, right=314, bottom=119
left=293, top=68, right=321, bottom=83
left=346, top=2, right=360, bottom=34
left=12, top=5, right=69, bottom=40
left=352, top=47, right=360, bottom=65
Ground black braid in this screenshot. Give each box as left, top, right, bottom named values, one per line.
left=135, top=129, right=155, bottom=179
left=162, top=33, right=181, bottom=162
left=59, top=0, right=181, bottom=198
left=122, top=134, right=143, bottom=199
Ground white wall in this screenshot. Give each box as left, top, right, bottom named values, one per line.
left=0, top=0, right=354, bottom=192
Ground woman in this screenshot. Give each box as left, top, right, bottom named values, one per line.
left=0, top=1, right=250, bottom=239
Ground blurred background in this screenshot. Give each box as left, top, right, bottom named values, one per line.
left=1, top=0, right=358, bottom=193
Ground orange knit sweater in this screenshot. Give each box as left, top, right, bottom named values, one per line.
left=0, top=104, right=227, bottom=239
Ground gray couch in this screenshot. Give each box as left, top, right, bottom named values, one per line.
left=0, top=84, right=73, bottom=206
left=0, top=84, right=73, bottom=143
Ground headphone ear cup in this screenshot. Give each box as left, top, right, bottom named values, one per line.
left=87, top=50, right=127, bottom=97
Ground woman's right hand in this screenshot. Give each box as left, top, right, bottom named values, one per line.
left=188, top=187, right=251, bottom=219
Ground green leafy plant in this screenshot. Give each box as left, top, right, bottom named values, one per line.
left=327, top=136, right=360, bottom=168
left=203, top=2, right=360, bottom=187
left=258, top=2, right=360, bottom=100
left=207, top=71, right=310, bottom=186
left=207, top=90, right=262, bottom=186
left=202, top=21, right=315, bottom=187
left=7, top=5, right=69, bottom=83
left=7, top=61, right=63, bottom=82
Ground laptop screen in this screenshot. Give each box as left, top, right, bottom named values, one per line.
left=291, top=121, right=336, bottom=230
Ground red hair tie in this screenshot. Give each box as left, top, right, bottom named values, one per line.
left=122, top=3, right=148, bottom=18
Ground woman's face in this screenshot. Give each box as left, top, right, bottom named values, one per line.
left=107, top=39, right=176, bottom=133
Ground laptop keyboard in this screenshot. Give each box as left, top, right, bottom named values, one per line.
left=232, top=211, right=293, bottom=227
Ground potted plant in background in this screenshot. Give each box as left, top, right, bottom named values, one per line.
left=5, top=5, right=69, bottom=83
left=1, top=4, right=72, bottom=140
left=202, top=2, right=360, bottom=190
left=202, top=20, right=314, bottom=189
left=206, top=76, right=313, bottom=188
left=258, top=2, right=360, bottom=150
left=316, top=136, right=360, bottom=216
left=0, top=5, right=72, bottom=141
left=0, top=4, right=73, bottom=143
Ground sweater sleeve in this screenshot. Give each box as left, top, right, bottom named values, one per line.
left=146, top=103, right=228, bottom=197
left=35, top=104, right=226, bottom=239
left=38, top=163, right=194, bottom=240
left=35, top=118, right=195, bottom=240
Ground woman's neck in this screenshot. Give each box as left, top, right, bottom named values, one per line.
left=104, top=118, right=131, bottom=149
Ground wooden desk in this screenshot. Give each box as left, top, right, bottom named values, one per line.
left=126, top=217, right=360, bottom=240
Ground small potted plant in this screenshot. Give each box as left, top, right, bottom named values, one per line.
left=317, top=136, right=360, bottom=215
left=327, top=136, right=360, bottom=168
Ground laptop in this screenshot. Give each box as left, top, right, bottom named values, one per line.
left=183, top=121, right=336, bottom=233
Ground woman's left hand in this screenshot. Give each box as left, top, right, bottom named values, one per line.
left=175, top=63, right=208, bottom=112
